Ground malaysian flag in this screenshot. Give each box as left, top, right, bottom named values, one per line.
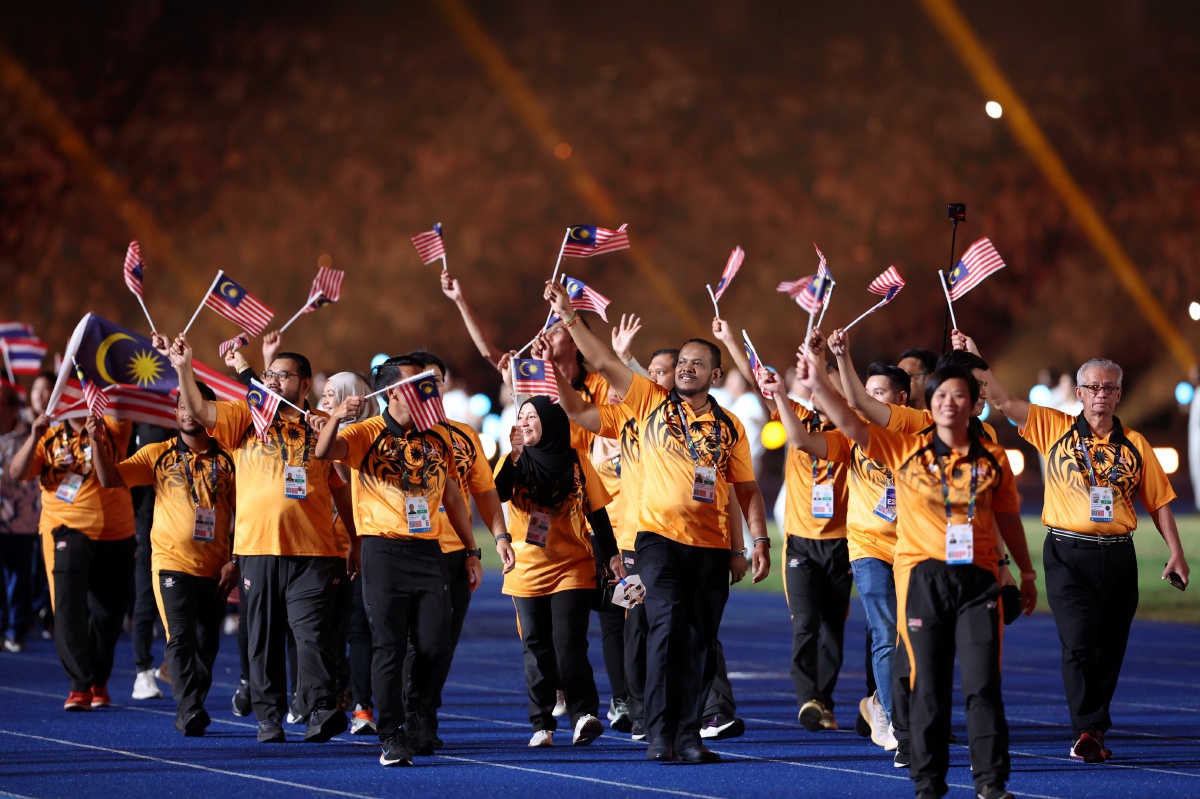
left=397, top=373, right=446, bottom=431
left=778, top=274, right=832, bottom=314
left=742, top=330, right=772, bottom=398
left=310, top=266, right=345, bottom=302
left=512, top=359, right=559, bottom=402
left=867, top=266, right=906, bottom=303
left=814, top=242, right=830, bottom=279
left=218, top=333, right=250, bottom=358
left=712, top=246, right=744, bottom=301
left=411, top=223, right=446, bottom=265
left=204, top=273, right=274, bottom=335
left=561, top=224, right=631, bottom=258
left=124, top=240, right=146, bottom=298
left=947, top=238, right=1006, bottom=301
left=301, top=291, right=334, bottom=315
left=73, top=360, right=109, bottom=417
left=247, top=380, right=281, bottom=441
left=563, top=276, right=611, bottom=322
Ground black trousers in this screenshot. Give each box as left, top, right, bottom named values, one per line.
left=404, top=547, right=472, bottom=726
left=130, top=485, right=158, bottom=671
left=905, top=560, right=1008, bottom=797
left=155, top=569, right=224, bottom=724
left=360, top=536, right=449, bottom=740
left=892, top=633, right=912, bottom=755
left=702, top=637, right=737, bottom=720
left=348, top=567, right=373, bottom=709
left=784, top=535, right=852, bottom=709
left=1044, top=532, right=1139, bottom=738
left=637, top=531, right=729, bottom=750
left=237, top=591, right=250, bottom=681
left=50, top=527, right=135, bottom=691
left=621, top=549, right=648, bottom=724
left=239, top=554, right=343, bottom=723
left=597, top=604, right=627, bottom=701
left=0, top=533, right=36, bottom=642
left=513, top=588, right=598, bottom=732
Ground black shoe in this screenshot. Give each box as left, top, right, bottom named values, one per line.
left=699, top=715, right=745, bottom=741
left=630, top=719, right=646, bottom=741
left=976, top=788, right=1014, bottom=799
left=380, top=734, right=413, bottom=767
left=182, top=709, right=211, bottom=737
left=893, top=746, right=910, bottom=768
left=646, top=736, right=675, bottom=762
left=608, top=698, right=633, bottom=733
left=412, top=715, right=437, bottom=756
left=257, top=717, right=286, bottom=743
left=304, top=707, right=348, bottom=743
left=232, top=679, right=252, bottom=717
left=675, top=743, right=721, bottom=764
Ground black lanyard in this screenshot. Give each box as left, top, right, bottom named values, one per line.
left=275, top=418, right=310, bottom=467
left=394, top=434, right=432, bottom=491
left=178, top=438, right=217, bottom=509
left=59, top=424, right=92, bottom=477
left=1074, top=417, right=1119, bottom=488
left=811, top=457, right=833, bottom=483
left=938, top=456, right=978, bottom=524
left=674, top=400, right=721, bottom=465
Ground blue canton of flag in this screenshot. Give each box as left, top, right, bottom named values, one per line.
left=563, top=276, right=611, bottom=322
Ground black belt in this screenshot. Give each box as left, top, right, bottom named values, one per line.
left=1047, top=526, right=1133, bottom=544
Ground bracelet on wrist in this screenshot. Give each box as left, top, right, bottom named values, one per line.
left=494, top=533, right=512, bottom=543
left=1020, top=571, right=1037, bottom=581
left=731, top=548, right=747, bottom=559
left=563, top=313, right=580, bottom=328
left=466, top=548, right=483, bottom=559
left=753, top=536, right=771, bottom=548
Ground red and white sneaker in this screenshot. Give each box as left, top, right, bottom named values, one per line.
left=1070, top=729, right=1105, bottom=763
left=64, top=690, right=93, bottom=711
left=90, top=686, right=112, bottom=709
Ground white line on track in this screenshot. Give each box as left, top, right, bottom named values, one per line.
left=432, top=754, right=725, bottom=799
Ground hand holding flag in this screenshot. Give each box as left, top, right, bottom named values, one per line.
left=741, top=329, right=773, bottom=399
left=219, top=333, right=250, bottom=359
left=73, top=357, right=110, bottom=418
left=939, top=237, right=1006, bottom=329
left=563, top=276, right=611, bottom=322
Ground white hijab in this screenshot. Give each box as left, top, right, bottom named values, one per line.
left=324, top=372, right=379, bottom=430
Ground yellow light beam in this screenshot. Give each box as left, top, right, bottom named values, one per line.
left=431, top=0, right=706, bottom=333
left=916, top=0, right=1197, bottom=372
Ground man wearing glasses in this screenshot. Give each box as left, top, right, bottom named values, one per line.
left=952, top=333, right=1189, bottom=764
left=168, top=336, right=356, bottom=745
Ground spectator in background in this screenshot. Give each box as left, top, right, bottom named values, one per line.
left=896, top=350, right=937, bottom=412
left=0, top=380, right=39, bottom=652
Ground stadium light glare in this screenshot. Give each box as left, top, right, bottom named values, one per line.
left=986, top=101, right=1003, bottom=119
left=1153, top=447, right=1179, bottom=475
left=1190, top=301, right=1200, bottom=321
left=1005, top=449, right=1025, bottom=477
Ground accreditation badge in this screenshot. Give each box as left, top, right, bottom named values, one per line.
left=406, top=496, right=432, bottom=533
left=1089, top=486, right=1114, bottom=523
left=872, top=484, right=897, bottom=522
left=193, top=506, right=217, bottom=542
left=692, top=465, right=717, bottom=504
left=811, top=484, right=835, bottom=519
left=945, top=523, right=974, bottom=565
left=526, top=510, right=551, bottom=547
left=55, top=472, right=84, bottom=503
left=284, top=466, right=308, bottom=499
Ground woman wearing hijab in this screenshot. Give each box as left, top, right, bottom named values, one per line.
left=320, top=372, right=379, bottom=735
left=496, top=395, right=624, bottom=748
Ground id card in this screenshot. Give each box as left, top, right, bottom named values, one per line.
left=284, top=466, right=308, bottom=499
left=811, top=484, right=835, bottom=519
left=945, top=523, right=974, bottom=565
left=872, top=484, right=897, bottom=522
left=526, top=510, right=551, bottom=547
left=1089, top=486, right=1114, bottom=523
left=55, top=472, right=84, bottom=503
left=611, top=574, right=647, bottom=609
left=193, top=506, right=216, bottom=541
left=406, top=496, right=432, bottom=533
left=692, top=465, right=717, bottom=504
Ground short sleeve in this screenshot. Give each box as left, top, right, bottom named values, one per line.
left=1019, top=404, right=1070, bottom=455
left=724, top=417, right=755, bottom=483
left=865, top=424, right=913, bottom=470
left=886, top=404, right=931, bottom=434
left=211, top=402, right=251, bottom=452
left=991, top=448, right=1021, bottom=514
left=621, top=373, right=668, bottom=421
left=821, top=429, right=854, bottom=465
left=597, top=403, right=634, bottom=439
left=337, top=419, right=380, bottom=467
left=117, top=443, right=161, bottom=488
left=461, top=427, right=496, bottom=495
left=1131, top=430, right=1178, bottom=513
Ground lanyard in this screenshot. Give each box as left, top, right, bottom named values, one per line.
left=178, top=439, right=217, bottom=509
left=674, top=400, right=721, bottom=464
left=1075, top=431, right=1118, bottom=487
left=393, top=433, right=432, bottom=491
left=275, top=419, right=310, bottom=467
left=59, top=424, right=92, bottom=476
left=614, top=455, right=621, bottom=478
left=938, top=457, right=978, bottom=524
left=811, top=457, right=833, bottom=484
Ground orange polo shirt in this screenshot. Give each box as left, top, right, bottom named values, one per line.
left=31, top=418, right=134, bottom=541
left=823, top=429, right=897, bottom=564
left=432, top=419, right=496, bottom=553
left=776, top=402, right=848, bottom=541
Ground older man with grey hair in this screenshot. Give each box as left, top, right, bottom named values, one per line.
left=953, top=334, right=1189, bottom=764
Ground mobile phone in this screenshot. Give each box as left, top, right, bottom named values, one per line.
left=1167, top=570, right=1186, bottom=591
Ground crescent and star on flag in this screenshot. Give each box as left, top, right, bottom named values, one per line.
left=95, top=332, right=167, bottom=387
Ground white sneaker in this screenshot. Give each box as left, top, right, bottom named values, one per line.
left=862, top=692, right=896, bottom=750
left=572, top=714, right=603, bottom=746
left=132, top=669, right=162, bottom=700
left=552, top=690, right=567, bottom=717
left=528, top=729, right=554, bottom=747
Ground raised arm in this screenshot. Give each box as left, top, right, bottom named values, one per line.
left=760, top=370, right=828, bottom=459
left=169, top=335, right=218, bottom=430
left=313, top=397, right=357, bottom=461
left=797, top=346, right=869, bottom=448
left=546, top=280, right=633, bottom=396
left=10, top=413, right=50, bottom=482
left=610, top=314, right=642, bottom=364
left=712, top=318, right=775, bottom=414
left=442, top=271, right=505, bottom=367
left=953, top=329, right=1029, bottom=428
left=86, top=414, right=125, bottom=489
left=827, top=328, right=892, bottom=427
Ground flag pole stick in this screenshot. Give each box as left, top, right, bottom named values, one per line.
left=706, top=284, right=720, bottom=319
left=816, top=282, right=835, bottom=328
left=363, top=369, right=437, bottom=400
left=182, top=271, right=224, bottom=335
left=440, top=254, right=448, bottom=273
left=0, top=340, right=13, bottom=384
left=804, top=307, right=817, bottom=348
left=251, top=378, right=307, bottom=413
left=842, top=299, right=887, bottom=332
left=943, top=218, right=959, bottom=352
left=514, top=332, right=541, bottom=358
left=938, top=270, right=959, bottom=331
left=539, top=228, right=573, bottom=330
left=135, top=296, right=157, bottom=333
left=278, top=291, right=323, bottom=333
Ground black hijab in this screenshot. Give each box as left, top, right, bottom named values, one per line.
left=515, top=395, right=578, bottom=509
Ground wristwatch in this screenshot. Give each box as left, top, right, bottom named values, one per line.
left=466, top=548, right=483, bottom=559
left=731, top=549, right=747, bottom=559
left=998, top=555, right=1011, bottom=567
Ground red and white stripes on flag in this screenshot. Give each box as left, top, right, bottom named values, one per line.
left=712, top=246, right=744, bottom=301
left=247, top=381, right=282, bottom=442
left=219, top=334, right=250, bottom=359
left=947, top=238, right=1006, bottom=301
left=814, top=242, right=830, bottom=278
left=563, top=276, right=612, bottom=322
left=411, top=223, right=446, bottom=265
left=124, top=241, right=146, bottom=298
left=204, top=274, right=275, bottom=336
left=561, top=224, right=631, bottom=258
left=1, top=337, right=48, bottom=374
left=778, top=275, right=830, bottom=314
left=397, top=373, right=446, bottom=431
left=73, top=361, right=110, bottom=417
left=867, top=266, right=906, bottom=302
left=512, top=358, right=559, bottom=402
left=311, top=266, right=345, bottom=302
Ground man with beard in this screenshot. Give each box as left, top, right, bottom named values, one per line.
left=88, top=381, right=237, bottom=736
left=169, top=335, right=355, bottom=744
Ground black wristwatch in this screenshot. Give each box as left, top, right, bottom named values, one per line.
left=731, top=549, right=747, bottom=559
left=998, top=555, right=1011, bottom=567
left=466, top=548, right=483, bottom=559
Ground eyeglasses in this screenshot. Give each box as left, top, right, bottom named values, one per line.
left=261, top=370, right=299, bottom=381
left=1080, top=384, right=1121, bottom=396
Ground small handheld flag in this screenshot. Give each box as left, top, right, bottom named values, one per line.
left=780, top=274, right=832, bottom=315
left=73, top=358, right=109, bottom=417
left=397, top=373, right=446, bottom=431
left=247, top=380, right=283, bottom=441
left=512, top=358, right=559, bottom=402
left=563, top=276, right=611, bottom=322
left=845, top=267, right=906, bottom=332
left=946, top=237, right=1006, bottom=301
left=741, top=330, right=772, bottom=399
left=186, top=271, right=274, bottom=336
left=123, top=241, right=158, bottom=332
left=218, top=334, right=250, bottom=359
left=712, top=246, right=744, bottom=302
left=0, top=335, right=47, bottom=376
left=561, top=224, right=631, bottom=258
left=411, top=223, right=446, bottom=267
left=311, top=266, right=345, bottom=302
